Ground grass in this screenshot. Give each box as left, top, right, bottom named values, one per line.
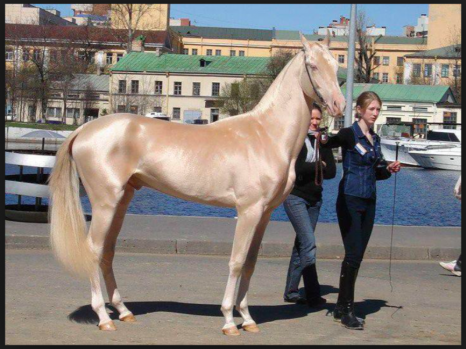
left=5, top=122, right=79, bottom=131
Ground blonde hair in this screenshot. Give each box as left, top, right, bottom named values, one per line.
left=355, top=91, right=382, bottom=119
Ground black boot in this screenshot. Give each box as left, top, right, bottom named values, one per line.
left=333, top=261, right=364, bottom=330
left=302, top=264, right=326, bottom=308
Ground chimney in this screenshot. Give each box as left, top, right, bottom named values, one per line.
left=155, top=48, right=161, bottom=57
left=132, top=35, right=146, bottom=52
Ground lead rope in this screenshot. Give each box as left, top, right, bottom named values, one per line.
left=389, top=142, right=400, bottom=292
left=314, top=133, right=324, bottom=186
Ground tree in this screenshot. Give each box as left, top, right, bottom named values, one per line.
left=110, top=4, right=159, bottom=53
left=354, top=11, right=383, bottom=83
left=446, top=28, right=461, bottom=103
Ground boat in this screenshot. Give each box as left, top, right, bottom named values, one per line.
left=380, top=123, right=461, bottom=167
left=408, top=145, right=461, bottom=171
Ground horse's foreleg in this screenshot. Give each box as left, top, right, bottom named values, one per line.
left=221, top=204, right=264, bottom=336
left=235, top=211, right=272, bottom=333
left=100, top=186, right=136, bottom=323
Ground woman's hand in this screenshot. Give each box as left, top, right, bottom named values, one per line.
left=387, top=161, right=401, bottom=173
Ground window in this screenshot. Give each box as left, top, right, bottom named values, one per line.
left=22, top=50, right=29, bottom=62
left=118, top=80, right=127, bottom=94
left=413, top=106, right=428, bottom=113
left=453, top=65, right=461, bottom=77
left=443, top=112, right=457, bottom=129
left=212, top=82, right=220, bottom=96
left=382, top=73, right=389, bottom=83
left=174, top=82, right=182, bottom=95
left=192, top=49, right=198, bottom=56
left=374, top=56, right=380, bottom=65
left=130, top=105, right=138, bottom=114
left=193, top=82, right=201, bottom=96
left=413, top=64, right=421, bottom=77
left=155, top=81, right=163, bottom=95
left=396, top=73, right=403, bottom=84
left=239, top=50, right=245, bottom=57
left=211, top=108, right=219, bottom=123
left=131, top=80, right=139, bottom=94
left=183, top=48, right=189, bottom=55
left=117, top=105, right=126, bottom=113
left=33, top=49, right=41, bottom=61
left=338, top=55, right=345, bottom=64
left=106, top=53, right=113, bottom=64
left=373, top=72, right=379, bottom=81
left=386, top=105, right=402, bottom=111
left=230, top=50, right=236, bottom=57
left=116, top=53, right=123, bottom=62
left=397, top=57, right=404, bottom=67
left=441, top=64, right=449, bottom=78
left=5, top=50, right=13, bottom=61
left=46, top=107, right=62, bottom=118
left=424, top=64, right=432, bottom=77
left=173, top=107, right=181, bottom=120
left=66, top=108, right=80, bottom=119
left=413, top=118, right=427, bottom=137
left=49, top=50, right=58, bottom=62
left=386, top=117, right=401, bottom=124
left=67, top=93, right=79, bottom=99
left=215, top=50, right=221, bottom=56
left=206, top=49, right=212, bottom=56
left=153, top=106, right=162, bottom=113
left=333, top=117, right=345, bottom=130
left=382, top=56, right=389, bottom=66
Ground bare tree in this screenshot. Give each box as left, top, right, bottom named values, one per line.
left=446, top=28, right=461, bottom=103
left=110, top=4, right=159, bottom=53
left=354, top=11, right=383, bottom=83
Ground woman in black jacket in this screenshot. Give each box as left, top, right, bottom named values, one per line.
left=283, top=103, right=336, bottom=307
left=323, top=91, right=400, bottom=330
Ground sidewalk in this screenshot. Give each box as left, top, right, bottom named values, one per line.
left=5, top=214, right=461, bottom=260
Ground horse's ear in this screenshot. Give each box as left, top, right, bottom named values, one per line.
left=323, top=29, right=331, bottom=47
left=300, top=32, right=312, bottom=53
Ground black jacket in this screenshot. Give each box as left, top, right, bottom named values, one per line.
left=291, top=134, right=337, bottom=204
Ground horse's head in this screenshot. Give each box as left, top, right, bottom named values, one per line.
left=299, top=32, right=346, bottom=117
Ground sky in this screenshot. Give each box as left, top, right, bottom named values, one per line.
left=33, top=4, right=429, bottom=36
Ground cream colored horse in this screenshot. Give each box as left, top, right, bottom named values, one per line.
left=49, top=33, right=345, bottom=335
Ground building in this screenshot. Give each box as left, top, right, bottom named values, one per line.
left=170, top=18, right=191, bottom=26
left=71, top=4, right=111, bottom=17
left=427, top=4, right=461, bottom=50
left=109, top=52, right=270, bottom=122
left=333, top=83, right=461, bottom=136
left=5, top=4, right=76, bottom=26
left=317, top=16, right=386, bottom=37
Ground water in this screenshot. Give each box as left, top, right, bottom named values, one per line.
left=5, top=164, right=461, bottom=227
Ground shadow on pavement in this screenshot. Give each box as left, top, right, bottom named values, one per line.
left=67, top=296, right=401, bottom=326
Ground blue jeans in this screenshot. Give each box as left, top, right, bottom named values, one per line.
left=283, top=195, right=322, bottom=300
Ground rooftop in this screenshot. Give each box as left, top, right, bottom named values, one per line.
left=51, top=74, right=109, bottom=91
left=171, top=25, right=274, bottom=41
left=111, top=52, right=271, bottom=75
left=405, top=44, right=461, bottom=59
left=340, top=83, right=455, bottom=104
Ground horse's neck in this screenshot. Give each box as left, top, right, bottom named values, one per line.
left=253, top=52, right=314, bottom=159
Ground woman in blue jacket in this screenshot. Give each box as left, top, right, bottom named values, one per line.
left=323, top=91, right=401, bottom=330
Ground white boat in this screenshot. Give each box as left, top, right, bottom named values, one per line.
left=380, top=126, right=461, bottom=167
left=408, top=145, right=462, bottom=171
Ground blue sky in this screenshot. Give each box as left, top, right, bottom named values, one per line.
left=33, top=4, right=429, bottom=36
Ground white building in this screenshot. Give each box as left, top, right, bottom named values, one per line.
left=5, top=4, right=76, bottom=26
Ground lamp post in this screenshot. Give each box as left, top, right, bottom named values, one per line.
left=344, top=4, right=357, bottom=127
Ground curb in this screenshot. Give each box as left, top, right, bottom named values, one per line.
left=5, top=234, right=461, bottom=261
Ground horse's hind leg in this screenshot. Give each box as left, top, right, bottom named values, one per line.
left=86, top=187, right=129, bottom=331
left=235, top=211, right=272, bottom=333
left=100, top=185, right=136, bottom=323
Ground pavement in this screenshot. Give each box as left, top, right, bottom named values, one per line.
left=5, top=214, right=462, bottom=261
left=5, top=250, right=461, bottom=345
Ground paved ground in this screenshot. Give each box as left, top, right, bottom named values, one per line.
left=6, top=249, right=461, bottom=345
left=5, top=214, right=462, bottom=260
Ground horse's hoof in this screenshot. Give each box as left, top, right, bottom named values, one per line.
left=222, top=326, right=240, bottom=336
left=120, top=314, right=137, bottom=322
left=243, top=323, right=260, bottom=333
left=99, top=321, right=117, bottom=331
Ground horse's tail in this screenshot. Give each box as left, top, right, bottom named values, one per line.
left=48, top=126, right=97, bottom=279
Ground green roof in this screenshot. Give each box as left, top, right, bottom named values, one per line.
left=340, top=83, right=453, bottom=103
left=111, top=52, right=270, bottom=75
left=275, top=30, right=428, bottom=46
left=405, top=44, right=461, bottom=59
left=171, top=25, right=273, bottom=41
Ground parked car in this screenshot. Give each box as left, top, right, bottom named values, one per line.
left=5, top=114, right=15, bottom=121
left=145, top=112, right=168, bottom=119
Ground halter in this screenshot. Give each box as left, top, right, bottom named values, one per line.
left=303, top=51, right=327, bottom=108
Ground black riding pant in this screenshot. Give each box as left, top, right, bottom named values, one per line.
left=336, top=193, right=376, bottom=269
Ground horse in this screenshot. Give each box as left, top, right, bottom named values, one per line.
left=48, top=33, right=345, bottom=335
